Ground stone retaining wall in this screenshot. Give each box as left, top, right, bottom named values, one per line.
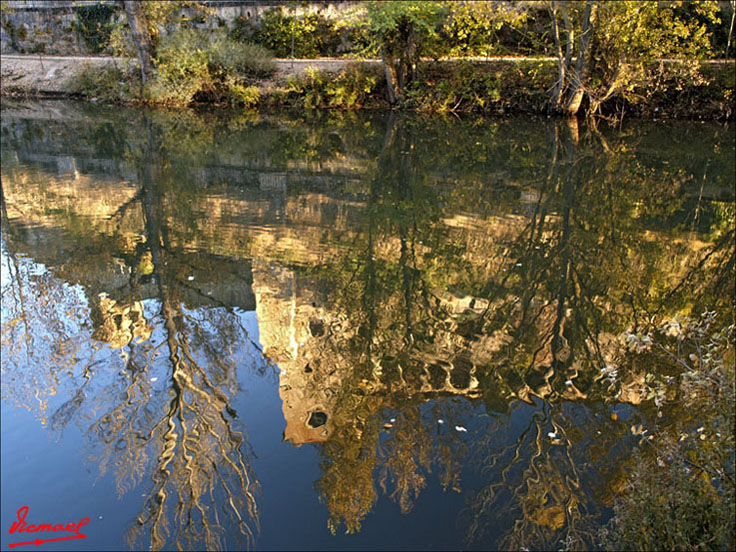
left=1, top=1, right=356, bottom=55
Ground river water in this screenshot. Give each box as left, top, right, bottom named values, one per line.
left=1, top=101, right=733, bottom=551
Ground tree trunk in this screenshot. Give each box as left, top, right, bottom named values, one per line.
left=123, top=0, right=155, bottom=87
left=399, top=22, right=416, bottom=91
left=380, top=19, right=417, bottom=106
left=550, top=2, right=566, bottom=107
left=727, top=0, right=735, bottom=58
left=382, top=47, right=399, bottom=105
left=564, top=1, right=595, bottom=116
left=549, top=1, right=575, bottom=110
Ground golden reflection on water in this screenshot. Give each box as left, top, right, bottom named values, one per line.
left=1, top=104, right=733, bottom=550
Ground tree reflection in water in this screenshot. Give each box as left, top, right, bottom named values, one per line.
left=1, top=103, right=733, bottom=550
left=1, top=115, right=263, bottom=551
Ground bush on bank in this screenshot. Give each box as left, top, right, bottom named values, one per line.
left=146, top=29, right=274, bottom=106
left=270, top=64, right=383, bottom=110
left=70, top=63, right=141, bottom=104
left=69, top=30, right=274, bottom=107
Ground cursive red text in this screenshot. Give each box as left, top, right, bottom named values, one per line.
left=8, top=506, right=89, bottom=548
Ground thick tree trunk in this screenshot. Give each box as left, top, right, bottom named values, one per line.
left=123, top=0, right=155, bottom=87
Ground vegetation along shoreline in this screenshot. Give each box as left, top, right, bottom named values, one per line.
left=1, top=1, right=734, bottom=120
left=1, top=54, right=734, bottom=121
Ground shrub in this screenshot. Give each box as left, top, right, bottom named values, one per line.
left=70, top=63, right=141, bottom=103
left=225, top=82, right=260, bottom=108
left=285, top=64, right=382, bottom=109
left=28, top=42, right=46, bottom=54
left=403, top=60, right=556, bottom=113
left=207, top=32, right=275, bottom=79
left=149, top=29, right=274, bottom=105
left=148, top=29, right=210, bottom=104
left=600, top=449, right=735, bottom=551
left=227, top=15, right=256, bottom=44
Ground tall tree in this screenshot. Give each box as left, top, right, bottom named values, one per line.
left=365, top=1, right=445, bottom=105
left=122, top=1, right=155, bottom=86
left=548, top=0, right=720, bottom=116
left=550, top=1, right=596, bottom=115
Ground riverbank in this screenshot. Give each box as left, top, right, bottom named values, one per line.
left=1, top=54, right=734, bottom=119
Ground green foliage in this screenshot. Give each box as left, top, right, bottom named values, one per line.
left=147, top=29, right=210, bottom=104
left=284, top=64, right=382, bottom=109
left=140, top=1, right=201, bottom=50
left=365, top=1, right=445, bottom=41
left=75, top=2, right=118, bottom=53
left=225, top=82, right=260, bottom=108
left=243, top=7, right=341, bottom=58
left=626, top=60, right=735, bottom=120
left=549, top=0, right=726, bottom=114
left=364, top=1, right=446, bottom=101
left=403, top=60, right=556, bottom=113
left=227, top=14, right=254, bottom=44
left=14, top=21, right=26, bottom=41
left=28, top=42, right=46, bottom=54
left=207, top=31, right=276, bottom=78
left=106, top=1, right=210, bottom=60
left=220, top=0, right=735, bottom=62
left=148, top=29, right=274, bottom=105
left=70, top=64, right=141, bottom=103
left=364, top=0, right=446, bottom=62
left=601, top=448, right=734, bottom=551
left=439, top=1, right=531, bottom=58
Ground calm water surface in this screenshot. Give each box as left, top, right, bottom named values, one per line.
left=1, top=101, right=734, bottom=551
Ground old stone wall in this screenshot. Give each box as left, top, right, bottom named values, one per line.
left=1, top=3, right=91, bottom=55
left=1, top=0, right=357, bottom=55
